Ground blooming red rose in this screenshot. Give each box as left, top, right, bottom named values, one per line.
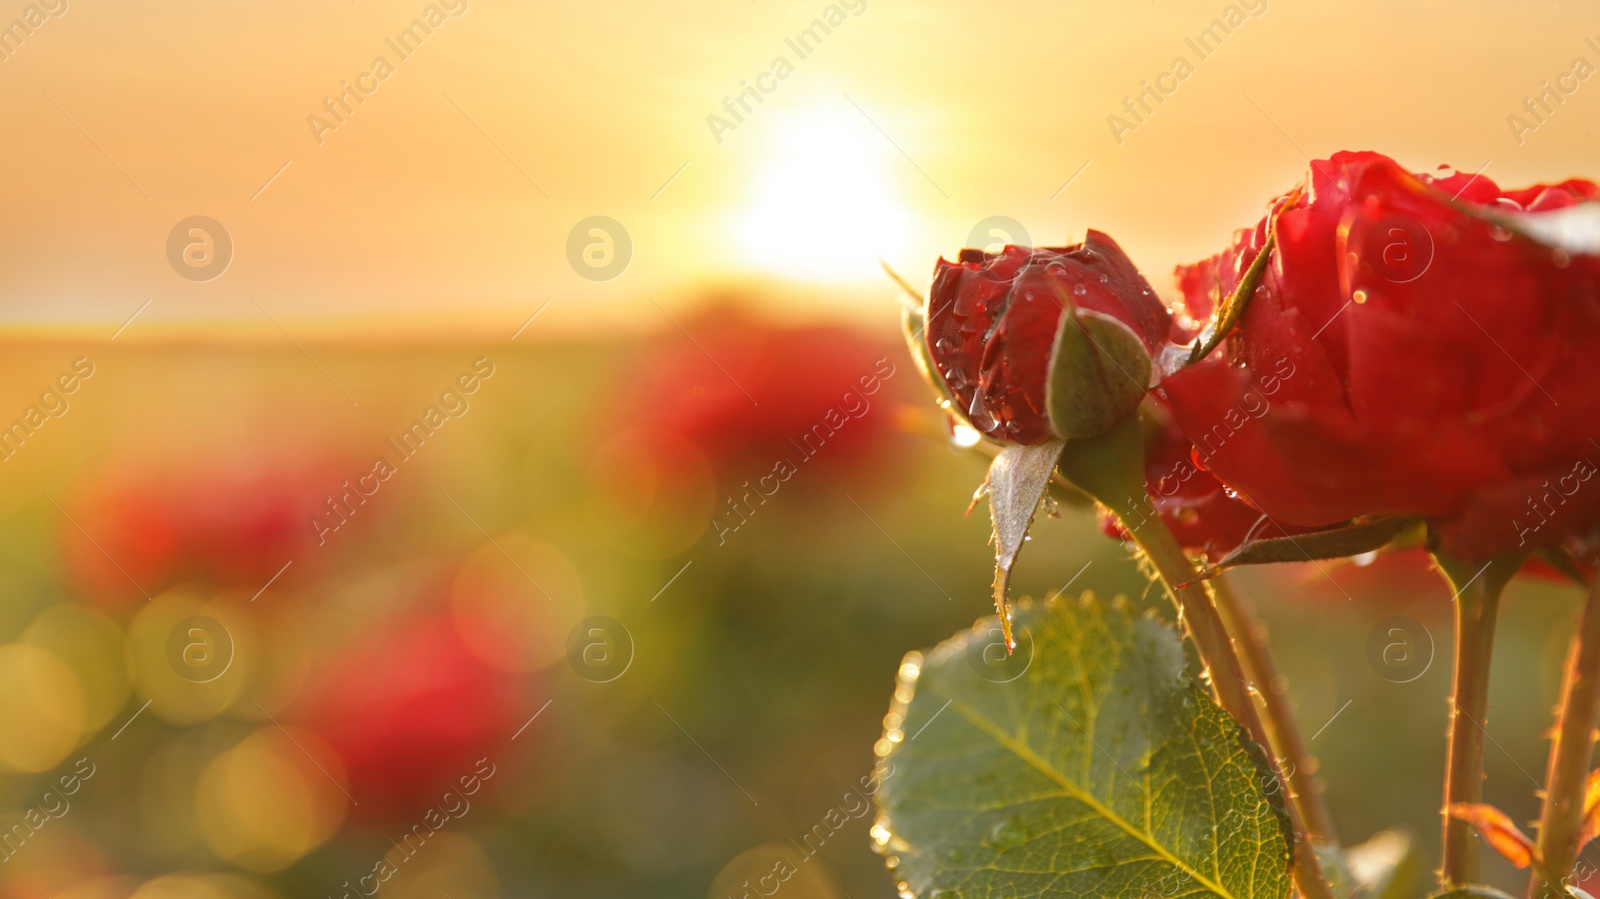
left=923, top=231, right=1172, bottom=445
left=1096, top=401, right=1325, bottom=560
left=1159, top=150, right=1600, bottom=560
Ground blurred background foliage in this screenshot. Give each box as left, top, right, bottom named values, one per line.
left=0, top=310, right=1587, bottom=898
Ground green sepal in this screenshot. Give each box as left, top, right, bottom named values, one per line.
left=1046, top=309, right=1151, bottom=441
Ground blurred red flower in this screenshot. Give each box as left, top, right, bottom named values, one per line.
left=629, top=307, right=903, bottom=483
left=299, top=616, right=527, bottom=819
left=61, top=460, right=339, bottom=606
left=923, top=232, right=1170, bottom=445
left=1160, top=151, right=1600, bottom=560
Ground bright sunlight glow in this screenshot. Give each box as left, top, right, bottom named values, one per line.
left=732, top=105, right=916, bottom=284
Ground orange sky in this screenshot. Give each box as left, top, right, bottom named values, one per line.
left=2, top=0, right=1597, bottom=338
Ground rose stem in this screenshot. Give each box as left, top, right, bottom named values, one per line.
left=1211, top=571, right=1340, bottom=848
left=1433, top=551, right=1525, bottom=888
left=1527, top=570, right=1600, bottom=899
left=1058, top=416, right=1335, bottom=899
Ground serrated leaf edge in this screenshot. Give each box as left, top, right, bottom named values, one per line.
left=873, top=595, right=1273, bottom=899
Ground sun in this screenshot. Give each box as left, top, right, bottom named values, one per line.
left=732, top=105, right=916, bottom=283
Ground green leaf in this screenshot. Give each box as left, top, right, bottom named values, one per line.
left=873, top=595, right=1293, bottom=899
left=984, top=441, right=1066, bottom=651
left=1189, top=232, right=1276, bottom=365
left=1199, top=515, right=1416, bottom=577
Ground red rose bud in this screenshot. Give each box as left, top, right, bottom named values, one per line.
left=924, top=231, right=1172, bottom=444
left=1160, top=150, right=1600, bottom=561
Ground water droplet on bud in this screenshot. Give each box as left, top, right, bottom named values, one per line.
left=967, top=393, right=998, bottom=431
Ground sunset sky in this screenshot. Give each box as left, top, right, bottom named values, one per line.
left=3, top=0, right=1596, bottom=338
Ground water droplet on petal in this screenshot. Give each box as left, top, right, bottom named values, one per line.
left=1072, top=284, right=1088, bottom=297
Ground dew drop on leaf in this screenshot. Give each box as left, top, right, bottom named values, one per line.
left=984, top=816, right=1029, bottom=852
